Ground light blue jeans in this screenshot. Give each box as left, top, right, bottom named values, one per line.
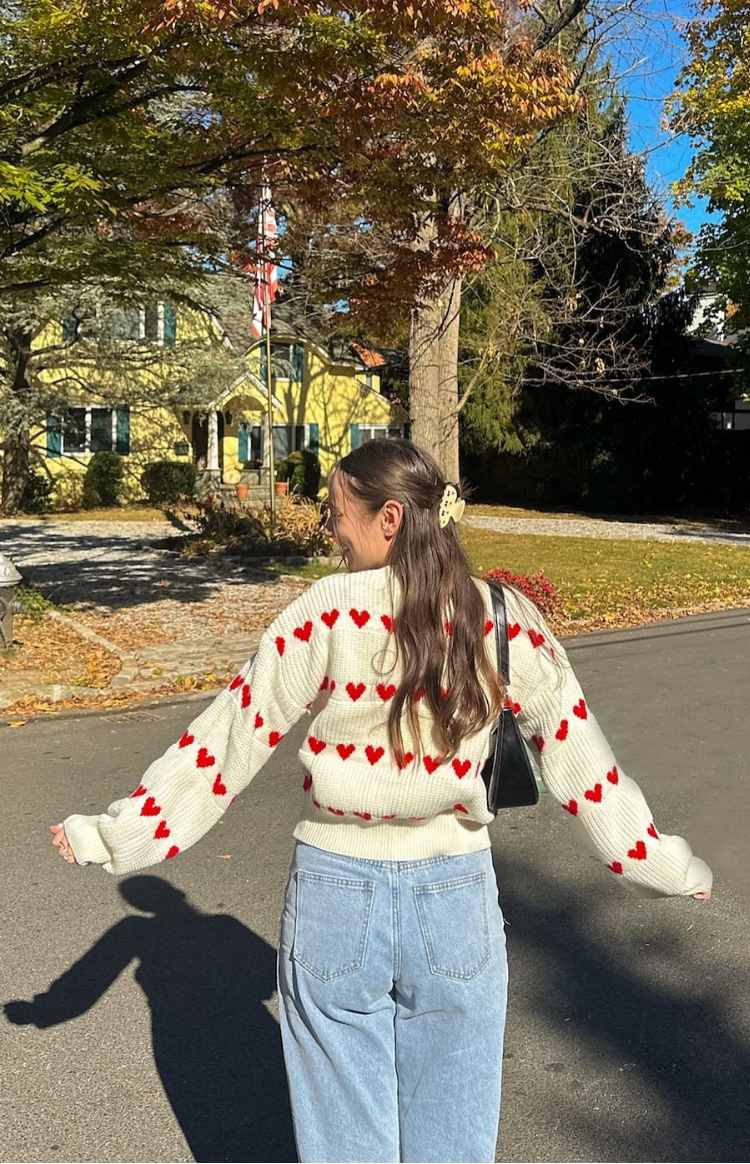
left=277, top=842, right=508, bottom=1164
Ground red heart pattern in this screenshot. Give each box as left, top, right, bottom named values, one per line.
left=628, top=840, right=647, bottom=860
left=584, top=783, right=602, bottom=803
left=178, top=732, right=194, bottom=749
left=294, top=621, right=313, bottom=642
left=354, top=811, right=372, bottom=821
left=321, top=609, right=340, bottom=629
left=346, top=682, right=366, bottom=701
left=381, top=615, right=394, bottom=632
left=327, top=806, right=345, bottom=816
left=229, top=674, right=243, bottom=691
left=350, top=608, right=370, bottom=628
left=131, top=785, right=147, bottom=798
left=268, top=731, right=283, bottom=747
left=254, top=713, right=264, bottom=729
left=423, top=755, right=440, bottom=774
left=607, top=766, right=619, bottom=785
left=141, top=797, right=161, bottom=817
left=647, top=823, right=659, bottom=840
left=337, top=743, right=355, bottom=760
left=275, top=636, right=285, bottom=656
left=365, top=745, right=384, bottom=766
left=573, top=699, right=587, bottom=720
left=412, top=686, right=426, bottom=702
left=308, top=736, right=326, bottom=755
left=531, top=735, right=545, bottom=754
left=320, top=676, right=329, bottom=691
left=303, top=774, right=313, bottom=791
left=395, top=752, right=414, bottom=770
left=377, top=683, right=396, bottom=701
left=508, top=622, right=521, bottom=640
left=154, top=820, right=170, bottom=840
left=484, top=620, right=493, bottom=636
left=241, top=684, right=251, bottom=709
left=556, top=719, right=569, bottom=741
left=528, top=629, right=545, bottom=649
left=166, top=845, right=179, bottom=860
left=452, top=758, right=471, bottom=778
left=454, top=803, right=469, bottom=814
left=562, top=799, right=578, bottom=815
left=445, top=620, right=453, bottom=635
left=197, top=747, right=215, bottom=769
left=212, top=772, right=227, bottom=795
left=608, top=861, right=623, bottom=875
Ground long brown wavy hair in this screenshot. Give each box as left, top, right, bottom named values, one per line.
left=331, top=439, right=506, bottom=761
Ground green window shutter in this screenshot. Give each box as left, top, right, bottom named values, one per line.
left=349, top=423, right=360, bottom=451
left=308, top=422, right=319, bottom=457
left=293, top=343, right=304, bottom=382
left=62, top=313, right=78, bottom=343
left=46, top=414, right=62, bottom=458
left=238, top=423, right=248, bottom=462
left=163, top=304, right=177, bottom=346
left=115, top=406, right=130, bottom=455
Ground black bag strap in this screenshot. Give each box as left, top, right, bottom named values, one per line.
left=484, top=580, right=510, bottom=684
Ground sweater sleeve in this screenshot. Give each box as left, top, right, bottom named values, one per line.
left=503, top=589, right=713, bottom=898
left=63, top=588, right=330, bottom=876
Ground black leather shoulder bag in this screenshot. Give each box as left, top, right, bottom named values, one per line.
left=480, top=581, right=540, bottom=813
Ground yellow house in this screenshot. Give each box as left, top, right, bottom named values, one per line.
left=33, top=295, right=408, bottom=505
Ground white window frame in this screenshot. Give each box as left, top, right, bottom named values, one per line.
left=60, top=406, right=118, bottom=456
left=102, top=302, right=171, bottom=344
left=358, top=424, right=406, bottom=445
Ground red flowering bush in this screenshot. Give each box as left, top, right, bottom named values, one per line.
left=481, top=568, right=561, bottom=619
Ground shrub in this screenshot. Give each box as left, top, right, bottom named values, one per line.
left=82, top=450, right=124, bottom=508
left=141, top=460, right=197, bottom=505
left=272, top=496, right=334, bottom=556
left=277, top=450, right=321, bottom=498
left=20, top=469, right=53, bottom=513
left=481, top=568, right=561, bottom=619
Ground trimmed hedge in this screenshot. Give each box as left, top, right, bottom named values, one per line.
left=277, top=450, right=321, bottom=499
left=141, top=460, right=197, bottom=505
left=83, top=451, right=124, bottom=508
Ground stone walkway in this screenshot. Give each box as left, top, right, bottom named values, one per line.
left=465, top=514, right=750, bottom=545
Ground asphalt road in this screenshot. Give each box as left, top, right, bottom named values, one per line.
left=1, top=609, right=749, bottom=1164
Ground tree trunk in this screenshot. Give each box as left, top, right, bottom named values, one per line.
left=408, top=296, right=442, bottom=459
left=437, top=274, right=462, bottom=482
left=1, top=328, right=33, bottom=515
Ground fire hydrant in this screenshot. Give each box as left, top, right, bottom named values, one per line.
left=0, top=551, right=22, bottom=649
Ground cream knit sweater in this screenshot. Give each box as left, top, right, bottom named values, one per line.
left=64, top=567, right=712, bottom=896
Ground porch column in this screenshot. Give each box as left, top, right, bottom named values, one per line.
left=207, top=410, right=220, bottom=473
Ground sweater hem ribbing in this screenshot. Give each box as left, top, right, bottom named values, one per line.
left=293, top=816, right=491, bottom=860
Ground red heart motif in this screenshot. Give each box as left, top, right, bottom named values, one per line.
left=275, top=637, right=285, bottom=657
left=327, top=806, right=345, bottom=816
left=312, top=797, right=321, bottom=809
left=452, top=758, right=471, bottom=778
left=130, top=784, right=147, bottom=798
left=607, top=766, right=619, bottom=785
left=411, top=816, right=425, bottom=821
left=337, top=743, right=355, bottom=760
left=628, top=840, right=647, bottom=860
left=254, top=713, right=264, bottom=729
left=354, top=811, right=372, bottom=821
left=395, top=752, right=414, bottom=770
left=330, top=681, right=336, bottom=692
left=445, top=620, right=453, bottom=635
left=377, top=683, right=396, bottom=701
left=508, top=622, right=521, bottom=640
left=319, top=676, right=329, bottom=691
left=294, top=621, right=313, bottom=642
left=229, top=674, right=243, bottom=691
left=321, top=609, right=340, bottom=629
left=350, top=608, right=370, bottom=629
left=268, top=731, right=283, bottom=747
left=608, top=861, right=623, bottom=875
left=573, top=699, right=588, bottom=720
left=531, top=735, right=545, bottom=754
left=528, top=629, right=545, bottom=649
left=241, top=684, right=252, bottom=709
left=178, top=732, right=194, bottom=749
left=647, top=823, right=659, bottom=840
left=562, top=799, right=578, bottom=816
left=381, top=813, right=397, bottom=819
left=303, top=774, right=312, bottom=792
left=154, top=820, right=170, bottom=840
left=346, top=682, right=366, bottom=701
left=412, top=686, right=426, bottom=702
left=381, top=615, right=394, bottom=632
left=423, top=755, right=440, bottom=774
left=365, top=745, right=385, bottom=765
left=556, top=719, right=569, bottom=741
left=454, top=803, right=469, bottom=814
left=165, top=845, right=179, bottom=860
left=212, top=772, right=227, bottom=795
left=141, top=797, right=161, bottom=817
left=308, top=736, right=326, bottom=755
left=197, top=747, right=215, bottom=769
left=484, top=620, right=494, bottom=636
left=441, top=686, right=451, bottom=699
left=584, top=783, right=603, bottom=803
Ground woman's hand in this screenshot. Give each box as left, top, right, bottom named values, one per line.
left=50, top=824, right=76, bottom=865
left=694, top=890, right=711, bottom=900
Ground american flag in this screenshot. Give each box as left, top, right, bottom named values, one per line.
left=252, top=183, right=279, bottom=339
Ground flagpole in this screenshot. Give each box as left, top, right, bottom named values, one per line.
left=261, top=186, right=276, bottom=519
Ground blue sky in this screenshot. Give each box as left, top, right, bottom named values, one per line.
left=605, top=0, right=716, bottom=243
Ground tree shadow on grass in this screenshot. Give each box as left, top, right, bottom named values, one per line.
left=3, top=877, right=295, bottom=1163
left=494, top=853, right=750, bottom=1163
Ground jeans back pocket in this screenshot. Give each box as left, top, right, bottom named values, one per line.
left=293, top=871, right=376, bottom=982
left=414, top=872, right=491, bottom=980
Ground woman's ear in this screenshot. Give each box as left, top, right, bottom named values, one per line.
left=381, top=499, right=403, bottom=541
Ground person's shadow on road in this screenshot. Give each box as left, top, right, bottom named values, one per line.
left=4, top=876, right=295, bottom=1164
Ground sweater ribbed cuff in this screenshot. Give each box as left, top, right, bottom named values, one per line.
left=63, top=814, right=112, bottom=867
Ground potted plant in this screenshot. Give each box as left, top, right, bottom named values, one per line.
left=225, top=467, right=248, bottom=500
left=275, top=457, right=290, bottom=497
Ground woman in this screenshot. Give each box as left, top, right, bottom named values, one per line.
left=53, top=439, right=712, bottom=1164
